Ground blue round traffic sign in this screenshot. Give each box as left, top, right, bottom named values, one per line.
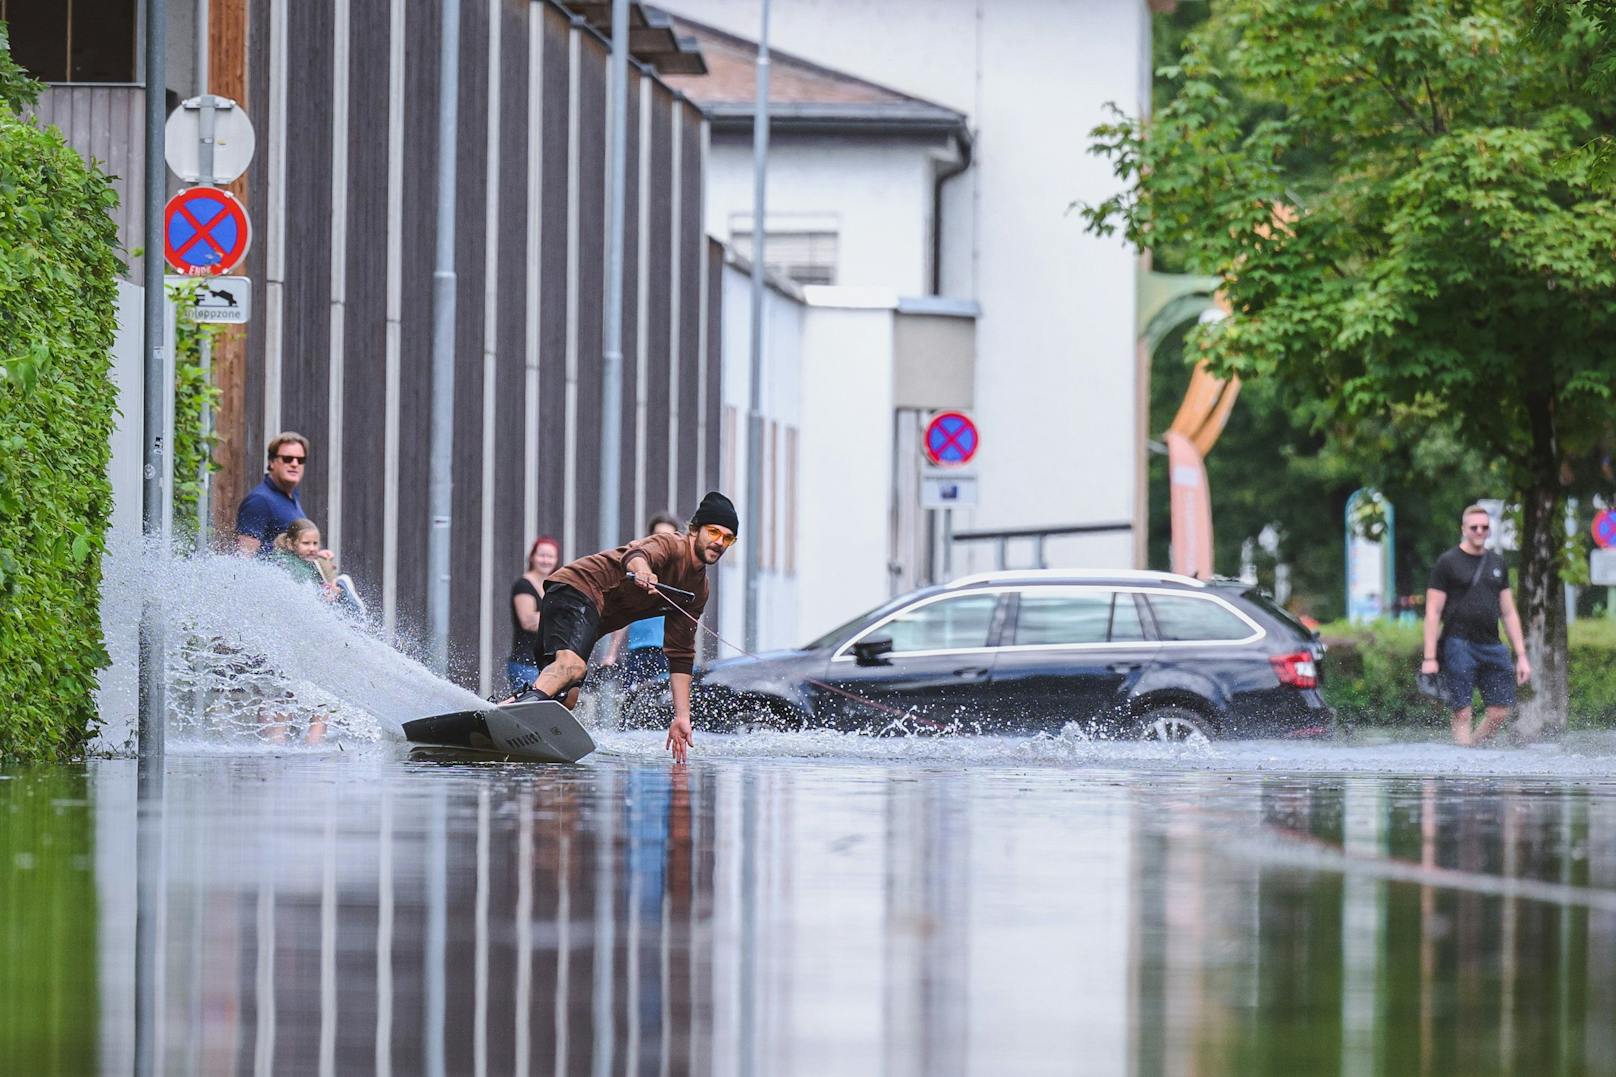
left=924, top=411, right=979, bottom=467
left=1594, top=509, right=1616, bottom=550
left=164, top=186, right=251, bottom=274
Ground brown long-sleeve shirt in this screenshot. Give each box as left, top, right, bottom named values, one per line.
left=545, top=530, right=710, bottom=675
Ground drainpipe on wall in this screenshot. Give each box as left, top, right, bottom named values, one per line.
left=930, top=127, right=973, bottom=296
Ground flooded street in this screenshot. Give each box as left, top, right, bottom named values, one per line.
left=6, top=732, right=1616, bottom=1075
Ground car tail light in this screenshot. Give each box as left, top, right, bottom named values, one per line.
left=1269, top=651, right=1318, bottom=689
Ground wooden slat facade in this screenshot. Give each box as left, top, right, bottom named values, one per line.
left=30, top=84, right=147, bottom=279
left=223, top=0, right=719, bottom=692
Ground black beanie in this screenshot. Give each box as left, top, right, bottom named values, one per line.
left=690, top=491, right=739, bottom=534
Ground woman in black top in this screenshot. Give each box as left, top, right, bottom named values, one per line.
left=508, top=535, right=559, bottom=692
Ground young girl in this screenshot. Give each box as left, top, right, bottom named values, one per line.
left=271, top=518, right=337, bottom=600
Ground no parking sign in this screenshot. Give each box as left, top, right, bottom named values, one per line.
left=164, top=186, right=252, bottom=275
left=923, top=411, right=979, bottom=468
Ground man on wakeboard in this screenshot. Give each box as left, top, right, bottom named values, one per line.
left=509, top=491, right=738, bottom=762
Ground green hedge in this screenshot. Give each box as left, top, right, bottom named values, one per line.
left=0, top=34, right=122, bottom=760
left=1319, top=618, right=1616, bottom=730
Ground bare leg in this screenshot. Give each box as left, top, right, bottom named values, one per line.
left=501, top=650, right=588, bottom=704
left=1471, top=705, right=1511, bottom=745
left=1450, top=705, right=1474, bottom=746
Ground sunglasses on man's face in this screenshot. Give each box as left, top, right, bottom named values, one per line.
left=1466, top=523, right=1490, bottom=532
left=701, top=524, right=737, bottom=549
left=274, top=453, right=306, bottom=465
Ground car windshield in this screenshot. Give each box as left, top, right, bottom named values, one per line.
left=802, top=593, right=924, bottom=651
left=1240, top=588, right=1316, bottom=640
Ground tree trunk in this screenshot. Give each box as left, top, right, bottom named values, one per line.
left=1514, top=394, right=1569, bottom=738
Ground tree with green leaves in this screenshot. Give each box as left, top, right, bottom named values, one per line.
left=1084, top=0, right=1616, bottom=733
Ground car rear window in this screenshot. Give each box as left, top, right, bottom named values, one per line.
left=1238, top=588, right=1316, bottom=641
left=1145, top=594, right=1256, bottom=642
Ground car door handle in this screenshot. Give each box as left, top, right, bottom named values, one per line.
left=1108, top=662, right=1141, bottom=673
left=952, top=667, right=990, bottom=681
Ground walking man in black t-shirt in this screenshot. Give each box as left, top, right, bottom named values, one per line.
left=1421, top=504, right=1532, bottom=745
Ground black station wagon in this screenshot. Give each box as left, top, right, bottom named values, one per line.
left=687, top=570, right=1332, bottom=740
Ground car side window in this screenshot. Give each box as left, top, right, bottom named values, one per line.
left=1013, top=592, right=1111, bottom=645
left=1109, top=594, right=1146, bottom=642
left=883, top=594, right=999, bottom=653
left=1145, top=594, right=1254, bottom=642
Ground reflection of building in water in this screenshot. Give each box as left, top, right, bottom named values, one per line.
left=51, top=760, right=1616, bottom=1074
left=1125, top=775, right=1616, bottom=1076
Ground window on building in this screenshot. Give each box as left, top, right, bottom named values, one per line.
left=784, top=425, right=798, bottom=577
left=3, top=0, right=139, bottom=83
left=730, top=229, right=839, bottom=287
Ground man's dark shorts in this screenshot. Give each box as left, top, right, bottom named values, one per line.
left=539, top=583, right=602, bottom=671
left=1441, top=636, right=1515, bottom=709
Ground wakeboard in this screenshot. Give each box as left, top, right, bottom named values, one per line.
left=402, top=699, right=596, bottom=764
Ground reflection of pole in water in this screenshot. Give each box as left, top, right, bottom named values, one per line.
left=1499, top=782, right=1520, bottom=1066
left=426, top=785, right=447, bottom=1077
left=376, top=781, right=395, bottom=1076
left=593, top=767, right=618, bottom=1077
left=555, top=801, right=572, bottom=1074
left=1340, top=780, right=1386, bottom=1077
left=254, top=869, right=277, bottom=1073
left=135, top=760, right=168, bottom=1077
left=320, top=802, right=339, bottom=1075
left=740, top=769, right=758, bottom=1075
left=1419, top=779, right=1436, bottom=1077
left=516, top=791, right=534, bottom=1077
left=476, top=784, right=491, bottom=1075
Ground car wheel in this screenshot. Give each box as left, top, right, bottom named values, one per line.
left=1135, top=705, right=1211, bottom=744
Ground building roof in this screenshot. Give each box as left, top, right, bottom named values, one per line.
left=558, top=2, right=708, bottom=75
left=656, top=11, right=968, bottom=139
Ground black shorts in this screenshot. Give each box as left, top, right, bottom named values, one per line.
left=539, top=583, right=602, bottom=670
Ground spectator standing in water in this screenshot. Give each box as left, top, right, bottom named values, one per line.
left=507, top=535, right=560, bottom=693
left=236, top=432, right=311, bottom=557
left=1421, top=504, right=1532, bottom=745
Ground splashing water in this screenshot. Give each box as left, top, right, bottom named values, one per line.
left=100, top=545, right=485, bottom=751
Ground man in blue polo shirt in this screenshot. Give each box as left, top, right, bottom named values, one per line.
left=235, top=431, right=310, bottom=556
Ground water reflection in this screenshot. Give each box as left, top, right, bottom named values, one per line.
left=4, top=750, right=1616, bottom=1074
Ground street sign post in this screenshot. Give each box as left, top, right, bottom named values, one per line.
left=163, top=187, right=251, bottom=275
left=1593, top=509, right=1616, bottom=550
left=164, top=95, right=256, bottom=185
left=923, top=410, right=979, bottom=467
left=166, top=275, right=252, bottom=323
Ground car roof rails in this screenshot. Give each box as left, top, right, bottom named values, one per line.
left=944, top=568, right=1207, bottom=590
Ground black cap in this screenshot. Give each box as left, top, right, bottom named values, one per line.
left=690, top=491, right=739, bottom=534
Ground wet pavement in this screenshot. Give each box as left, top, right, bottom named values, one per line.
left=6, top=732, right=1616, bottom=1075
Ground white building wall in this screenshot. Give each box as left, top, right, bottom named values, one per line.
left=717, top=261, right=805, bottom=653
left=795, top=302, right=894, bottom=641
left=675, top=0, right=1148, bottom=573
left=705, top=136, right=939, bottom=294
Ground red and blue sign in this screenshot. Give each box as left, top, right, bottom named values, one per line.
left=164, top=186, right=251, bottom=275
left=1593, top=509, right=1616, bottom=550
left=923, top=410, right=979, bottom=467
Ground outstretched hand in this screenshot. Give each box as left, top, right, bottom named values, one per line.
left=631, top=568, right=659, bottom=593
left=665, top=714, right=693, bottom=763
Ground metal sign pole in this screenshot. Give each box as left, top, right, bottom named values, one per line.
left=139, top=0, right=169, bottom=767
left=743, top=0, right=771, bottom=651
left=426, top=0, right=461, bottom=675
left=599, top=0, right=629, bottom=551
left=195, top=0, right=213, bottom=550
